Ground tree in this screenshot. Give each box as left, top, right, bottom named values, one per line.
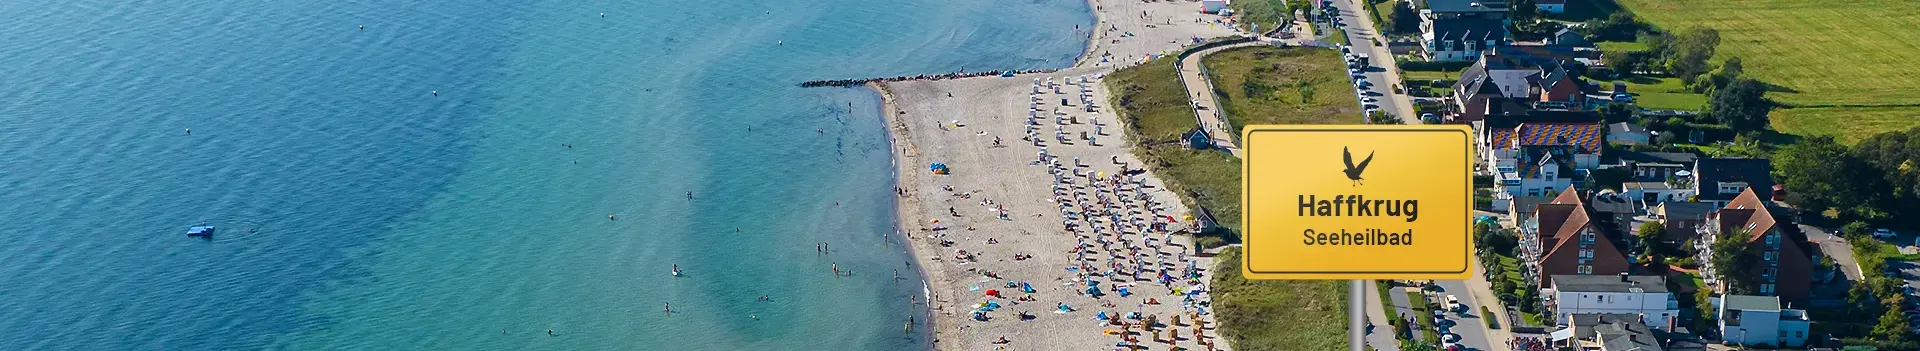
left=1601, top=50, right=1650, bottom=74
left=1668, top=27, right=1721, bottom=87
left=1709, top=78, right=1769, bottom=134
left=1510, top=0, right=1539, bottom=25
left=1711, top=229, right=1758, bottom=295
left=1390, top=2, right=1419, bottom=34
left=1705, top=57, right=1744, bottom=93
left=1776, top=136, right=1873, bottom=213
left=1635, top=221, right=1666, bottom=258
left=1842, top=221, right=1872, bottom=241
left=1600, top=102, right=1636, bottom=123
left=1870, top=295, right=1914, bottom=342
left=1369, top=110, right=1404, bottom=124
left=1582, top=12, right=1642, bottom=42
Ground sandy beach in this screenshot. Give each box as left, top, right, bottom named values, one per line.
left=879, top=0, right=1243, bottom=349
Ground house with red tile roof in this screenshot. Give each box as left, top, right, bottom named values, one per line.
left=1521, top=187, right=1632, bottom=289
left=1692, top=187, right=1812, bottom=303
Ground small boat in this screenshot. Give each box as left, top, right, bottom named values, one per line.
left=187, top=225, right=215, bottom=237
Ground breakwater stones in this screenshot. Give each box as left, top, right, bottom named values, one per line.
left=797, top=69, right=1059, bottom=87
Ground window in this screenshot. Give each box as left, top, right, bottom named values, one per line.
left=1764, top=251, right=1777, bottom=262
left=1763, top=268, right=1777, bottom=280
left=1580, top=249, right=1593, bottom=258
left=1527, top=188, right=1540, bottom=196
left=1761, top=284, right=1775, bottom=295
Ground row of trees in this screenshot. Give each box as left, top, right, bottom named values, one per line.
left=1775, top=128, right=1920, bottom=221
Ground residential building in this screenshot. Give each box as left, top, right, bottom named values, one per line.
left=1651, top=201, right=1714, bottom=242
left=1547, top=274, right=1679, bottom=328
left=1607, top=122, right=1649, bottom=145
left=1693, top=188, right=1812, bottom=302
left=1549, top=28, right=1584, bottom=45
left=1519, top=187, right=1631, bottom=288
left=1620, top=181, right=1691, bottom=209
left=1551, top=313, right=1665, bottom=351
left=1690, top=158, right=1773, bottom=208
left=1482, top=122, right=1603, bottom=211
left=1716, top=295, right=1810, bottom=348
left=1420, top=0, right=1509, bottom=61
left=1449, top=50, right=1593, bottom=123
left=1619, top=151, right=1698, bottom=181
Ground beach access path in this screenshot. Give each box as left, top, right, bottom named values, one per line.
left=878, top=0, right=1238, bottom=349
left=1177, top=23, right=1322, bottom=158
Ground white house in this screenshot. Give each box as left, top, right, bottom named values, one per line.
left=1619, top=181, right=1692, bottom=209
left=1717, top=295, right=1811, bottom=348
left=1547, top=274, right=1679, bottom=329
left=1483, top=122, right=1604, bottom=211
left=1420, top=0, right=1510, bottom=61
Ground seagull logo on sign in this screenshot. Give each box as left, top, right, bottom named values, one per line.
left=1342, top=146, right=1374, bottom=186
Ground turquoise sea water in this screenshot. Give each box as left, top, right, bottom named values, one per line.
left=0, top=0, right=1090, bottom=349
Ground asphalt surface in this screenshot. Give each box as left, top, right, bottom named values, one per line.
left=1801, top=224, right=1864, bottom=281
left=1320, top=0, right=1420, bottom=124
left=1435, top=280, right=1496, bottom=351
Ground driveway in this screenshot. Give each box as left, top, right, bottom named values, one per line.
left=1802, top=224, right=1864, bottom=281
left=1323, top=0, right=1421, bottom=124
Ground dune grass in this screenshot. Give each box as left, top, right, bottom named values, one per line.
left=1212, top=247, right=1350, bottom=350
left=1199, top=45, right=1362, bottom=135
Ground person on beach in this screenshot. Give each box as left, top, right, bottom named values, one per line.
left=832, top=263, right=839, bottom=275
left=548, top=329, right=554, bottom=336
left=686, top=191, right=693, bottom=200
left=664, top=303, right=671, bottom=314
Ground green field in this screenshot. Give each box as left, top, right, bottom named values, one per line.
left=1199, top=46, right=1362, bottom=135
left=1773, top=106, right=1920, bottom=144
left=1615, top=0, right=1920, bottom=140
left=1617, top=0, right=1920, bottom=107
left=1401, top=69, right=1457, bottom=82
left=1616, top=75, right=1707, bottom=111
left=1212, top=247, right=1349, bottom=349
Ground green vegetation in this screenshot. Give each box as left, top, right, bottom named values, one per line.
left=1400, top=69, right=1455, bottom=82
left=1771, top=107, right=1920, bottom=145
left=1199, top=46, right=1361, bottom=135
left=1617, top=0, right=1920, bottom=107
left=1615, top=75, right=1706, bottom=111
left=1615, top=0, right=1920, bottom=139
left=1407, top=290, right=1440, bottom=345
left=1364, top=0, right=1394, bottom=36
left=1212, top=247, right=1349, bottom=349
left=1105, top=57, right=1247, bottom=240
left=1232, top=0, right=1291, bottom=34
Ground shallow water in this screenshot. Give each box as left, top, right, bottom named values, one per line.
left=0, top=0, right=1090, bottom=349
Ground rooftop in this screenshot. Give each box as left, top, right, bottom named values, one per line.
left=1552, top=274, right=1671, bottom=294
left=1721, top=294, right=1780, bottom=312
left=1693, top=158, right=1774, bottom=202
left=1427, top=0, right=1509, bottom=13
left=1621, top=151, right=1699, bottom=166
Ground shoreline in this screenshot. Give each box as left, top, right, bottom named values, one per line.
left=872, top=0, right=1242, bottom=348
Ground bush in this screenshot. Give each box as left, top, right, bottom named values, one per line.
left=1482, top=306, right=1500, bottom=329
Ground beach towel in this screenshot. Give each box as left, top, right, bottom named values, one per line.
left=1095, top=311, right=1110, bottom=320
left=1021, top=282, right=1036, bottom=293
left=1117, top=287, right=1132, bottom=297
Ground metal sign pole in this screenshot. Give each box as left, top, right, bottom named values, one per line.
left=1350, top=279, right=1365, bottom=351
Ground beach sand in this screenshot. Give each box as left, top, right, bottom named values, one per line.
left=880, top=0, right=1241, bottom=349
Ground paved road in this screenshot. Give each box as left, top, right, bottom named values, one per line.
left=1323, top=0, right=1421, bottom=124
left=1802, top=224, right=1864, bottom=281
left=1436, top=279, right=1501, bottom=351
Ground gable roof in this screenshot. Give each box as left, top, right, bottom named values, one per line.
left=1655, top=201, right=1715, bottom=220
left=1718, top=188, right=1777, bottom=243
left=1693, top=158, right=1774, bottom=202
left=1431, top=17, right=1508, bottom=43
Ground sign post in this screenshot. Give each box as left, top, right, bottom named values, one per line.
left=1239, top=125, right=1475, bottom=350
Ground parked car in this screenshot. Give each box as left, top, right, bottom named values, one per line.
left=1875, top=228, right=1897, bottom=239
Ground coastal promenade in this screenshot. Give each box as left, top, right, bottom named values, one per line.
left=874, top=0, right=1240, bottom=349
left=1175, top=24, right=1319, bottom=158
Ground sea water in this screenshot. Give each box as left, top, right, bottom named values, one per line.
left=0, top=0, right=1090, bottom=349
